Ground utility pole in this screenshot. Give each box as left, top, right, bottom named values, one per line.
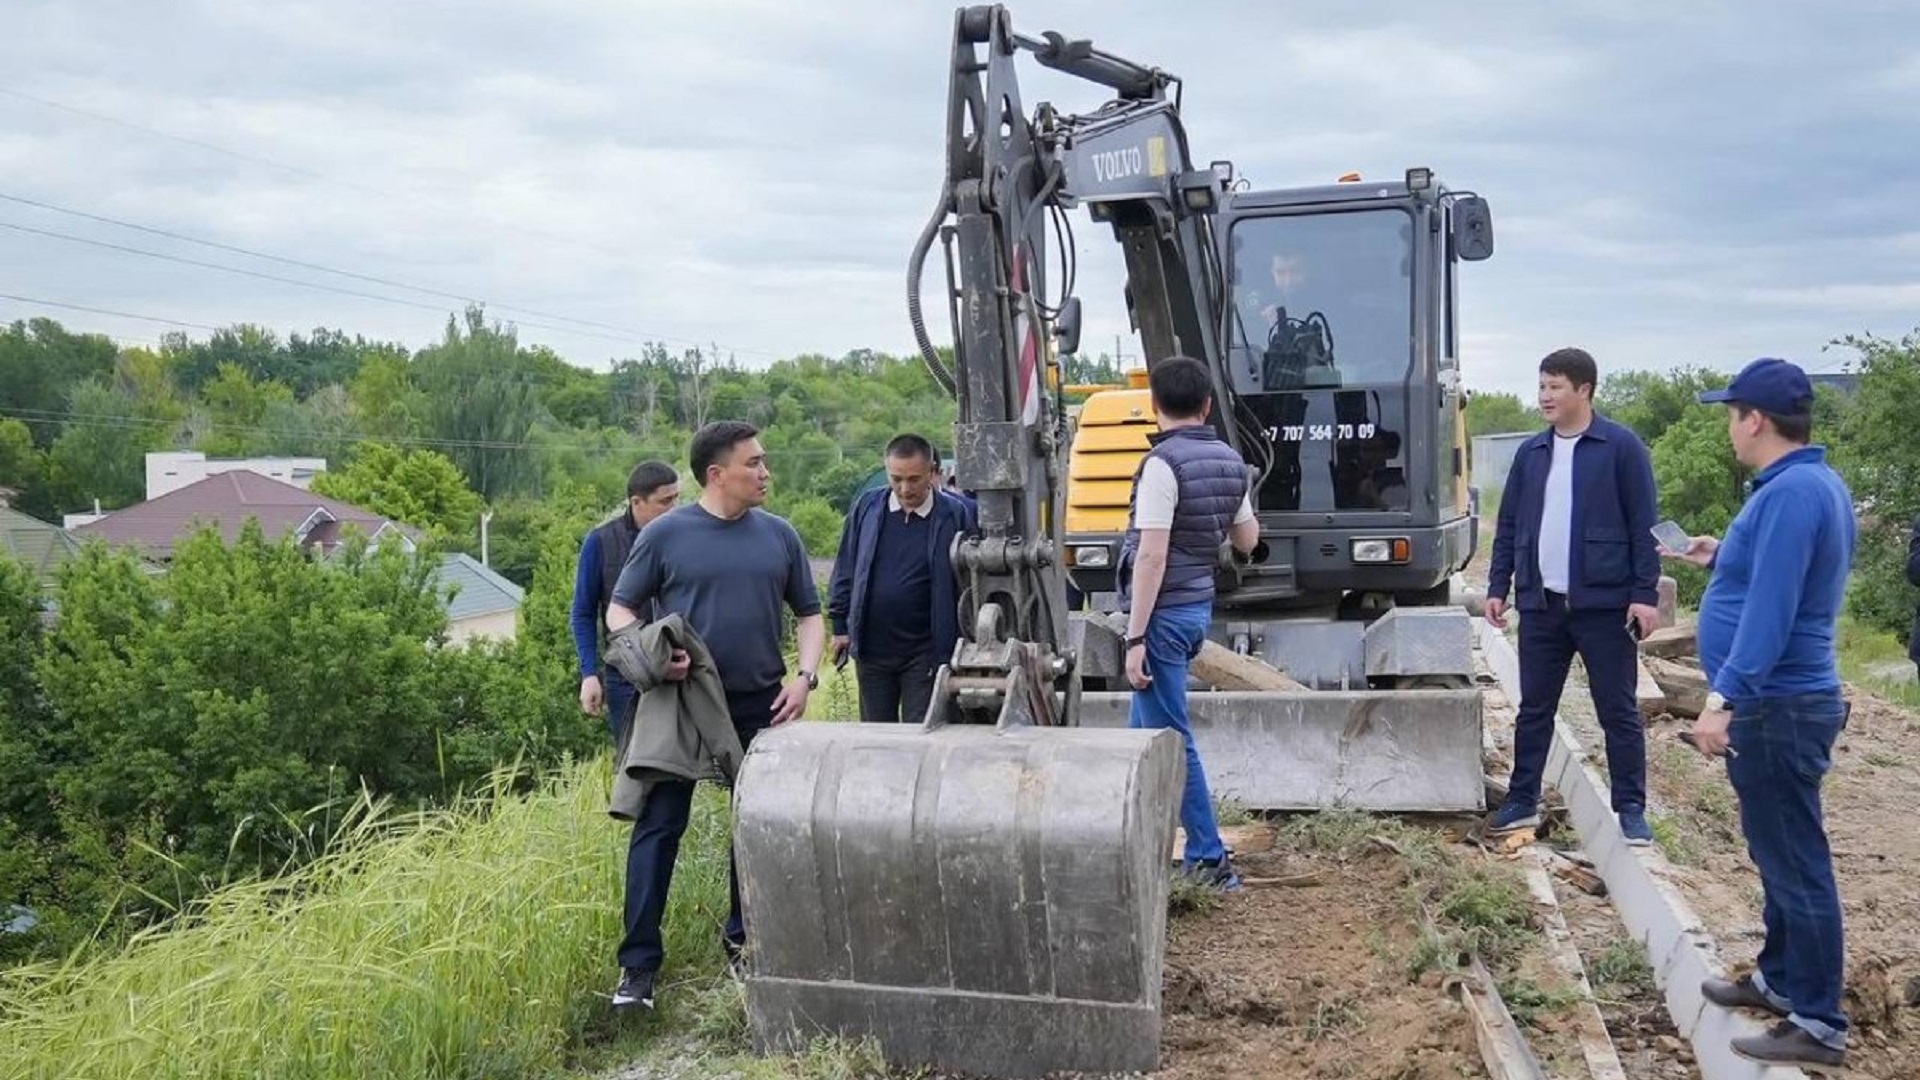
left=480, top=508, right=495, bottom=567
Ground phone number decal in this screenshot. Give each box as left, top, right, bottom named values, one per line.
left=1265, top=422, right=1378, bottom=442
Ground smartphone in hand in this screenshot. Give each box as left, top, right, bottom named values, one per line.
left=1651, top=519, right=1691, bottom=554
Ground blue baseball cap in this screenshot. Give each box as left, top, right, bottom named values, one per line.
left=1697, top=357, right=1814, bottom=416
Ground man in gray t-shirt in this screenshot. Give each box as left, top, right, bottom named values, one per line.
left=602, top=421, right=826, bottom=1012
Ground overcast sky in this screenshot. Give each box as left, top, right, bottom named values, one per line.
left=2, top=0, right=1916, bottom=397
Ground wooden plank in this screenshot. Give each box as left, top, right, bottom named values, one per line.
left=1455, top=954, right=1553, bottom=1080
left=1088, top=611, right=1310, bottom=691
left=1638, top=623, right=1697, bottom=660
left=1644, top=657, right=1709, bottom=717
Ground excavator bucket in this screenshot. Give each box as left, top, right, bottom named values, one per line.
left=733, top=720, right=1186, bottom=1078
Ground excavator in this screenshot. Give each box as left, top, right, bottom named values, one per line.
left=732, top=6, right=1497, bottom=1076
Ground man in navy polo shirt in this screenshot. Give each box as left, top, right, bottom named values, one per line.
left=828, top=434, right=977, bottom=723
left=1667, top=358, right=1855, bottom=1069
left=1486, top=347, right=1662, bottom=845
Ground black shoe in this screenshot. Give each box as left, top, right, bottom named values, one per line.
left=1730, top=1021, right=1845, bottom=1068
left=612, top=967, right=656, bottom=1010
left=1701, top=974, right=1789, bottom=1018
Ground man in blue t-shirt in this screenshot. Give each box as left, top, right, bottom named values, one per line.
left=1663, top=358, right=1855, bottom=1070
left=602, top=421, right=825, bottom=1013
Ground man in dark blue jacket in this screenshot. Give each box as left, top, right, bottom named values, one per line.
left=571, top=460, right=680, bottom=744
left=1667, top=358, right=1855, bottom=1069
left=828, top=434, right=977, bottom=724
left=1486, top=347, right=1661, bottom=845
left=1908, top=514, right=1920, bottom=681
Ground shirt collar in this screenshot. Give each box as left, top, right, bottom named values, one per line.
left=888, top=491, right=935, bottom=518
left=1749, top=445, right=1827, bottom=490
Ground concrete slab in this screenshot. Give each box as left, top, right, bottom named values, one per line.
left=1080, top=689, right=1486, bottom=812
left=1477, top=622, right=1809, bottom=1080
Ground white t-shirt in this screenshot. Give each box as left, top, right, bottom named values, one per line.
left=1536, top=433, right=1580, bottom=593
left=1133, top=457, right=1256, bottom=530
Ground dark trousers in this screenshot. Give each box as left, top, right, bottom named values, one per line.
left=1727, top=689, right=1849, bottom=1047
left=616, top=684, right=777, bottom=973
left=1506, top=591, right=1646, bottom=813
left=604, top=670, right=637, bottom=748
left=855, top=652, right=936, bottom=724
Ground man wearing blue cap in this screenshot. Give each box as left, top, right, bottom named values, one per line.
left=1664, top=357, right=1854, bottom=1069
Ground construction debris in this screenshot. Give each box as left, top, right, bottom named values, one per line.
left=1636, top=623, right=1698, bottom=661
left=1643, top=656, right=1710, bottom=717
left=1634, top=658, right=1666, bottom=721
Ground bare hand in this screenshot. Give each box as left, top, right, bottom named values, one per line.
left=1691, top=708, right=1732, bottom=759
left=1484, top=597, right=1509, bottom=630
left=579, top=675, right=603, bottom=715
left=770, top=677, right=811, bottom=725
left=1628, top=603, right=1660, bottom=640
left=1660, top=535, right=1720, bottom=568
left=664, top=648, right=691, bottom=682
left=1125, top=643, right=1152, bottom=690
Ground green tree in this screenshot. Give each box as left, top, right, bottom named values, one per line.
left=1833, top=331, right=1920, bottom=638
left=347, top=350, right=426, bottom=442
left=1597, top=366, right=1729, bottom=445
left=193, top=362, right=296, bottom=458
left=0, top=319, right=117, bottom=443
left=0, top=418, right=45, bottom=503
left=1464, top=391, right=1534, bottom=437
left=310, top=443, right=486, bottom=548
left=412, top=307, right=545, bottom=501
left=45, top=377, right=179, bottom=513
left=1650, top=407, right=1747, bottom=605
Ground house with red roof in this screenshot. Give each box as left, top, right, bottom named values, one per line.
left=71, top=470, right=416, bottom=562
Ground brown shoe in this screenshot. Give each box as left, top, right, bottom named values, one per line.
left=1730, top=1021, right=1846, bottom=1068
left=1701, top=974, right=1788, bottom=1018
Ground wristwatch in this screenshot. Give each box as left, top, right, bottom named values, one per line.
left=1125, top=635, right=1147, bottom=649
left=1704, top=691, right=1728, bottom=713
left=798, top=669, right=819, bottom=690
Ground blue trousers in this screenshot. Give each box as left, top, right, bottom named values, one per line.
left=1506, top=592, right=1646, bottom=814
left=616, top=684, right=777, bottom=973
left=604, top=670, right=637, bottom=748
left=1128, top=600, right=1225, bottom=864
left=1727, top=689, right=1849, bottom=1048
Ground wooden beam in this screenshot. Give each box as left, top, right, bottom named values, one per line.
left=1637, top=623, right=1697, bottom=661
left=1635, top=658, right=1667, bottom=721
left=1644, top=657, right=1709, bottom=718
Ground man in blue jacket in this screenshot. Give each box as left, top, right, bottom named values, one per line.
left=1486, top=348, right=1662, bottom=845
left=571, top=460, right=680, bottom=744
left=828, top=434, right=977, bottom=723
left=1668, top=358, right=1855, bottom=1069
left=1907, top=514, right=1920, bottom=681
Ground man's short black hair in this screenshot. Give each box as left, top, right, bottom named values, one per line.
left=885, top=433, right=935, bottom=465
left=1734, top=404, right=1813, bottom=445
left=1539, top=347, right=1599, bottom=399
left=1149, top=356, right=1212, bottom=420
left=689, top=420, right=760, bottom=485
left=627, top=460, right=678, bottom=499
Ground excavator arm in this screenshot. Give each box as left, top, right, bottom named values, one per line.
left=908, top=4, right=1238, bottom=728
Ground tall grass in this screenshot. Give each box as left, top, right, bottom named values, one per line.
left=0, top=759, right=733, bottom=1080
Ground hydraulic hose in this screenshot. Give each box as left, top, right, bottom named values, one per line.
left=908, top=191, right=957, bottom=397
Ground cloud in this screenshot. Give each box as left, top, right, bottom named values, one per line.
left=0, top=0, right=1913, bottom=398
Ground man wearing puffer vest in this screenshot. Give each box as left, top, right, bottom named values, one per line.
left=1118, top=356, right=1260, bottom=892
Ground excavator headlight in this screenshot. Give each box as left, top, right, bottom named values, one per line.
left=1405, top=166, right=1433, bottom=192
left=1069, top=544, right=1112, bottom=568
left=1351, top=537, right=1412, bottom=564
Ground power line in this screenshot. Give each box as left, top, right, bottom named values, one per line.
left=0, top=191, right=785, bottom=357
left=0, top=406, right=902, bottom=463
left=0, top=291, right=222, bottom=332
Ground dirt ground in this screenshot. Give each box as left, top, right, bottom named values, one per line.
left=1151, top=841, right=1485, bottom=1080
left=1556, top=661, right=1920, bottom=1080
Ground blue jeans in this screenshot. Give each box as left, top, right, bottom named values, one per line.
left=1128, top=600, right=1225, bottom=864
left=1726, top=689, right=1849, bottom=1048
left=1506, top=593, right=1646, bottom=814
